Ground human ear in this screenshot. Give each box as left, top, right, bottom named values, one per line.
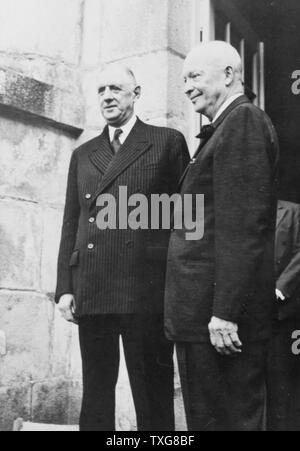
left=224, top=66, right=234, bottom=86
left=133, top=86, right=141, bottom=100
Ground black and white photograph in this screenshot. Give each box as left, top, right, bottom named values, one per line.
left=0, top=0, right=300, bottom=433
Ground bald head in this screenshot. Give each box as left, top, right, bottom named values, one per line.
left=183, top=41, right=244, bottom=120
left=97, top=63, right=141, bottom=127
left=184, top=41, right=243, bottom=81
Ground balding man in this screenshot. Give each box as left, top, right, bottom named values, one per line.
left=55, top=64, right=190, bottom=431
left=165, top=41, right=279, bottom=431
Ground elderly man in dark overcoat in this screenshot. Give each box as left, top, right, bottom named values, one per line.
left=165, top=41, right=279, bottom=431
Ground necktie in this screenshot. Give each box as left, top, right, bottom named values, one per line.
left=111, top=128, right=123, bottom=154
left=197, top=124, right=215, bottom=140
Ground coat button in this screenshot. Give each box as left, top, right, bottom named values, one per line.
left=87, top=243, right=94, bottom=250
left=85, top=194, right=91, bottom=200
left=89, top=217, right=95, bottom=223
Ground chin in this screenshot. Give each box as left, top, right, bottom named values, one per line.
left=104, top=114, right=121, bottom=124
left=194, top=106, right=205, bottom=115
left=193, top=101, right=205, bottom=114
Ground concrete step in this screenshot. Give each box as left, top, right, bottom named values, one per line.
left=13, top=418, right=78, bottom=432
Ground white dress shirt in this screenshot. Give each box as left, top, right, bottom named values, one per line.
left=108, top=114, right=137, bottom=145
left=212, top=93, right=244, bottom=123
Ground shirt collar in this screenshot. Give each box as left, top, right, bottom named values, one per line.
left=212, top=93, right=244, bottom=123
left=108, top=115, right=137, bottom=144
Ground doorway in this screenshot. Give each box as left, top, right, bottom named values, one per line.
left=213, top=0, right=300, bottom=202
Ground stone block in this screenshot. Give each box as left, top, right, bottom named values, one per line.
left=0, top=384, right=31, bottom=431
left=81, top=69, right=106, bottom=130
left=31, top=378, right=69, bottom=425
left=67, top=379, right=82, bottom=425
left=0, top=54, right=82, bottom=94
left=0, top=0, right=83, bottom=65
left=0, top=291, right=53, bottom=385
left=68, top=324, right=82, bottom=380
left=0, top=330, right=6, bottom=356
left=0, top=200, right=42, bottom=290
left=0, top=68, right=84, bottom=133
left=100, top=0, right=169, bottom=63
left=50, top=304, right=74, bottom=379
left=81, top=0, right=103, bottom=68
left=14, top=420, right=79, bottom=431
left=0, top=116, right=74, bottom=205
left=41, top=206, right=64, bottom=294
left=133, top=51, right=169, bottom=122
left=166, top=52, right=190, bottom=122
left=168, top=0, right=193, bottom=56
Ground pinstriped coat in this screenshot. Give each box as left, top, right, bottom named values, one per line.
left=55, top=118, right=190, bottom=317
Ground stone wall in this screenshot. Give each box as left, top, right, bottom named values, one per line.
left=0, top=0, right=192, bottom=431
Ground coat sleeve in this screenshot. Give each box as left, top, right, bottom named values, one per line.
left=55, top=150, right=80, bottom=303
left=213, top=105, right=278, bottom=322
left=277, top=205, right=300, bottom=298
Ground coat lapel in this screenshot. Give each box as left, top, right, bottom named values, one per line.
left=91, top=119, right=152, bottom=203
left=177, top=138, right=207, bottom=189
left=177, top=95, right=251, bottom=189
left=89, top=126, right=114, bottom=175
left=276, top=203, right=287, bottom=228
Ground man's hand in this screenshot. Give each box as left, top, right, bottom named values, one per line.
left=208, top=316, right=242, bottom=356
left=276, top=289, right=286, bottom=302
left=58, top=294, right=78, bottom=324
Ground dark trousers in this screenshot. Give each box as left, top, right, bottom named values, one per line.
left=176, top=341, right=268, bottom=431
left=78, top=314, right=174, bottom=431
left=267, top=319, right=300, bottom=431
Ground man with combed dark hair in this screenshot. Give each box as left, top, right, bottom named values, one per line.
left=55, top=64, right=190, bottom=431
left=165, top=41, right=279, bottom=431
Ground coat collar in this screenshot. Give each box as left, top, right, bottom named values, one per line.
left=90, top=118, right=152, bottom=204
left=178, top=95, right=252, bottom=189
left=196, top=94, right=251, bottom=154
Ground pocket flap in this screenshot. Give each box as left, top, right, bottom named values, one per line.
left=142, top=163, right=160, bottom=170
left=69, top=250, right=79, bottom=267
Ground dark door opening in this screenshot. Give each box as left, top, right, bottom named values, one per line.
left=216, top=0, right=300, bottom=202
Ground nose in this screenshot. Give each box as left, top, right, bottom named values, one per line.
left=102, top=86, right=114, bottom=101
left=184, top=78, right=194, bottom=97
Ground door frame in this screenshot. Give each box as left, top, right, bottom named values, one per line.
left=189, top=0, right=265, bottom=148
